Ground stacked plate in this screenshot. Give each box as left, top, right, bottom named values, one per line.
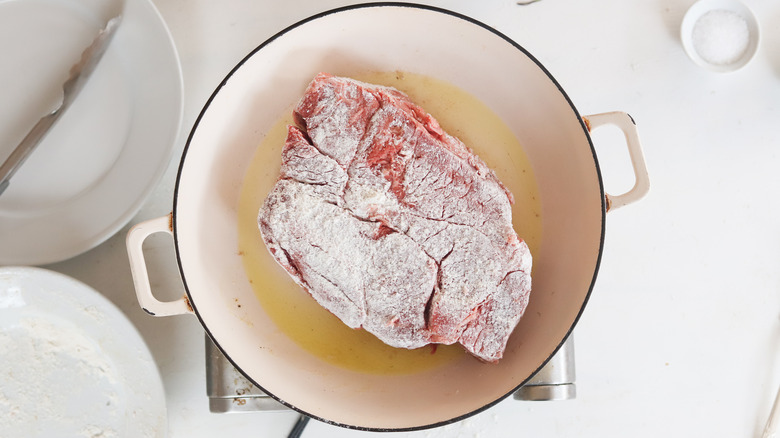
left=0, top=0, right=183, bottom=265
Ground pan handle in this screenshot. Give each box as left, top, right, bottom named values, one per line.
left=126, top=214, right=193, bottom=317
left=584, top=111, right=650, bottom=211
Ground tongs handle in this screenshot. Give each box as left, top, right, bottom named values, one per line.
left=763, top=385, right=780, bottom=438
left=0, top=15, right=121, bottom=197
left=0, top=111, right=62, bottom=196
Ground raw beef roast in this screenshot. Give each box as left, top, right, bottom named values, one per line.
left=258, top=73, right=532, bottom=362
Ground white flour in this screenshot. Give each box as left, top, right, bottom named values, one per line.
left=0, top=267, right=165, bottom=438
left=0, top=315, right=122, bottom=437
left=259, top=74, right=532, bottom=362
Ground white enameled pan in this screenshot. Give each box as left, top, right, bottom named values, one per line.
left=126, top=3, right=649, bottom=431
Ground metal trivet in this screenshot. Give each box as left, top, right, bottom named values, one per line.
left=206, top=334, right=576, bottom=413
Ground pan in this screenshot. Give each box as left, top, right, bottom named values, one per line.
left=126, top=3, right=649, bottom=430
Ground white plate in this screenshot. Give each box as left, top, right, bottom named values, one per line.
left=0, top=266, right=167, bottom=437
left=0, top=0, right=183, bottom=264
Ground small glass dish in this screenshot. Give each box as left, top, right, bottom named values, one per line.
left=681, top=0, right=760, bottom=73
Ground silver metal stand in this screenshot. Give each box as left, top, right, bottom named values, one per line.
left=513, top=335, right=576, bottom=401
left=205, top=336, right=287, bottom=413
left=206, top=333, right=576, bottom=413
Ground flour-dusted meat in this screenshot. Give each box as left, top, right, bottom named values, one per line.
left=258, top=73, right=532, bottom=362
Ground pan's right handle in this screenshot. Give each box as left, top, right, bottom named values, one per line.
left=126, top=214, right=193, bottom=317
left=584, top=111, right=650, bottom=211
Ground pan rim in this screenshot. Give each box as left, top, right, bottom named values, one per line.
left=171, top=1, right=607, bottom=431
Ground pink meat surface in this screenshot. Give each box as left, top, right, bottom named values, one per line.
left=258, top=73, right=532, bottom=362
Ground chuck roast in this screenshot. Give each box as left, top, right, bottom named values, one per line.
left=258, top=73, right=532, bottom=362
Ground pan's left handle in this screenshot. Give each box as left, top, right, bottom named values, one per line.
left=126, top=214, right=193, bottom=317
left=584, top=111, right=650, bottom=211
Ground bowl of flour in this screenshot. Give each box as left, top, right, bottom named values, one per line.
left=0, top=267, right=166, bottom=438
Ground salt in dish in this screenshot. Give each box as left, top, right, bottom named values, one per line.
left=680, top=0, right=760, bottom=72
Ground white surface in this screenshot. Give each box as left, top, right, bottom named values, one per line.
left=0, top=0, right=183, bottom=265
left=38, top=0, right=780, bottom=437
left=0, top=266, right=166, bottom=437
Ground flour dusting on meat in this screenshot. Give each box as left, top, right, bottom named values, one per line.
left=258, top=73, right=532, bottom=362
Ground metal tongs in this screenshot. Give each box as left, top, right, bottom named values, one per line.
left=0, top=12, right=122, bottom=196
left=763, top=384, right=780, bottom=438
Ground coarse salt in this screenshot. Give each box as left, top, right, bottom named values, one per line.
left=692, top=9, right=750, bottom=66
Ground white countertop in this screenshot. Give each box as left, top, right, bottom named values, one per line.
left=43, top=0, right=780, bottom=436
